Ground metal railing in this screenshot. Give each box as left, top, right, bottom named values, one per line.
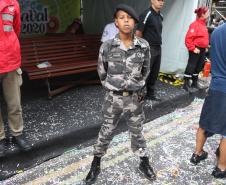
left=215, top=9, right=226, bottom=20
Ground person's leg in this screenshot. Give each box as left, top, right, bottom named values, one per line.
left=0, top=75, right=6, bottom=141
left=0, top=75, right=6, bottom=157
left=146, top=47, right=161, bottom=100
left=192, top=49, right=206, bottom=88
left=190, top=127, right=208, bottom=165
left=126, top=94, right=156, bottom=181
left=184, top=52, right=199, bottom=92
left=146, top=48, right=157, bottom=95
left=85, top=92, right=123, bottom=184
left=218, top=138, right=226, bottom=170
left=148, top=49, right=161, bottom=92
left=0, top=111, right=6, bottom=157
left=2, top=70, right=23, bottom=136
left=93, top=112, right=121, bottom=157
left=2, top=69, right=31, bottom=151
left=93, top=93, right=123, bottom=157
left=0, top=109, right=6, bottom=141
left=195, top=127, right=207, bottom=154
left=127, top=97, right=147, bottom=156
left=212, top=137, right=226, bottom=178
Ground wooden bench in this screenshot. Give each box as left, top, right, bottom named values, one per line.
left=21, top=34, right=101, bottom=98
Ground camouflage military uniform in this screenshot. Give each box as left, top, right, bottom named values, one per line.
left=94, top=34, right=150, bottom=157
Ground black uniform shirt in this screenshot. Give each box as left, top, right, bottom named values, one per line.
left=137, top=7, right=163, bottom=46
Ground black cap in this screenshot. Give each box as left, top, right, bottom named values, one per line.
left=114, top=4, right=139, bottom=23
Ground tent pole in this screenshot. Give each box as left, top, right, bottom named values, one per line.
left=80, top=0, right=83, bottom=22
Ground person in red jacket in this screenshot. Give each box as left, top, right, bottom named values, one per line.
left=183, top=7, right=210, bottom=92
left=0, top=0, right=31, bottom=157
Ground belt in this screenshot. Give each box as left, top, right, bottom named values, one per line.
left=112, top=91, right=133, bottom=97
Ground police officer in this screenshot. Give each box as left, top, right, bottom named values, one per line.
left=85, top=4, right=156, bottom=185
left=0, top=0, right=31, bottom=157
left=136, top=0, right=164, bottom=101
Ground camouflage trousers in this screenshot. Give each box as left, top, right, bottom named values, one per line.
left=94, top=91, right=148, bottom=157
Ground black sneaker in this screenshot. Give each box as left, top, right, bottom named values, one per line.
left=190, top=151, right=208, bottom=165
left=0, top=139, right=6, bottom=158
left=212, top=166, right=226, bottom=178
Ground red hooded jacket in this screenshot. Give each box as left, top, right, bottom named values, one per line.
left=0, top=0, right=21, bottom=74
left=185, top=19, right=209, bottom=51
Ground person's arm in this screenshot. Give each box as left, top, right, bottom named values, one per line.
left=13, top=0, right=21, bottom=37
left=97, top=44, right=108, bottom=85
left=135, top=12, right=146, bottom=38
left=142, top=46, right=151, bottom=81
left=138, top=45, right=150, bottom=100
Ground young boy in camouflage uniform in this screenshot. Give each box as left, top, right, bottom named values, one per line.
left=85, top=4, right=156, bottom=184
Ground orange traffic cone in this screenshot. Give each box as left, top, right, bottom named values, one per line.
left=203, top=58, right=211, bottom=77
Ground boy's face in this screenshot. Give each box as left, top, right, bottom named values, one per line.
left=115, top=10, right=135, bottom=34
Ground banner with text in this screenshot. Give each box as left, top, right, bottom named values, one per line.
left=19, top=0, right=80, bottom=36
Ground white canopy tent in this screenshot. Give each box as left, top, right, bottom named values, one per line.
left=161, top=0, right=199, bottom=74
left=82, top=0, right=211, bottom=74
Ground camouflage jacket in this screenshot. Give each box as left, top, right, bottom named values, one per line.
left=97, top=34, right=150, bottom=92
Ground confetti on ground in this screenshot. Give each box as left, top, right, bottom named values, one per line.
left=2, top=98, right=226, bottom=185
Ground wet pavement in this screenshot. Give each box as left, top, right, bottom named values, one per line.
left=0, top=79, right=207, bottom=180
left=2, top=99, right=226, bottom=185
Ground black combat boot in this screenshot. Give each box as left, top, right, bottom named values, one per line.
left=192, top=75, right=199, bottom=89
left=0, top=139, right=6, bottom=158
left=85, top=156, right=101, bottom=185
left=139, top=157, right=156, bottom=181
left=183, top=77, right=194, bottom=92
left=13, top=135, right=32, bottom=151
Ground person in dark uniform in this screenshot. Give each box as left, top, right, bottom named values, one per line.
left=85, top=4, right=156, bottom=185
left=136, top=0, right=164, bottom=101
